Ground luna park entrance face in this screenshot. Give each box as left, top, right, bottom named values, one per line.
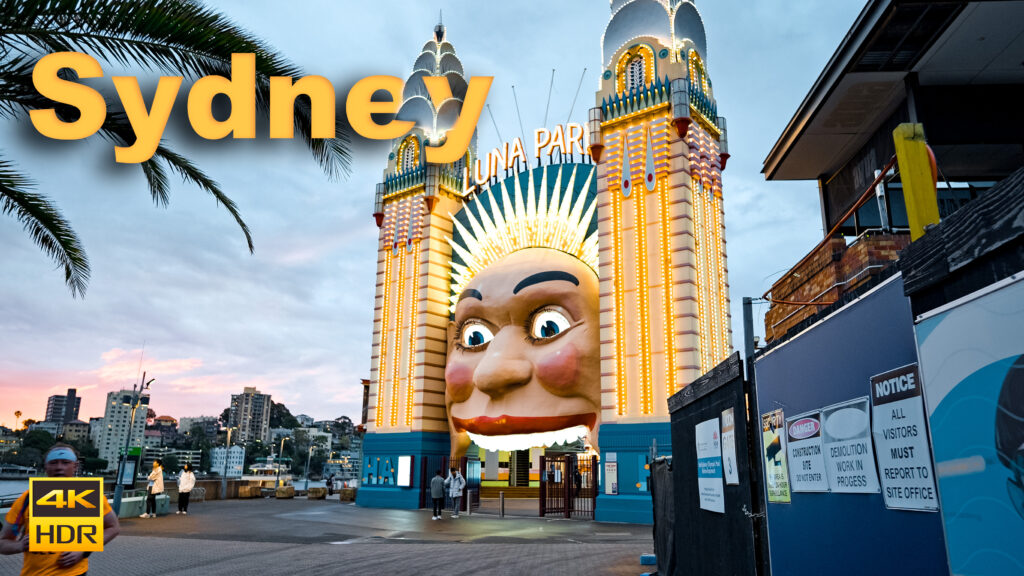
left=540, top=453, right=598, bottom=519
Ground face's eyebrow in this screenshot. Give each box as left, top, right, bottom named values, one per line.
left=512, top=270, right=579, bottom=294
left=458, top=288, right=483, bottom=303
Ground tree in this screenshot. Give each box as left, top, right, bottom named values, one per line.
left=269, top=402, right=300, bottom=429
left=219, top=407, right=231, bottom=428
left=0, top=0, right=351, bottom=296
left=81, top=457, right=107, bottom=474
left=162, top=454, right=180, bottom=473
left=22, top=429, right=55, bottom=453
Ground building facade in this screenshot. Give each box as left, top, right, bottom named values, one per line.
left=228, top=387, right=272, bottom=444
left=210, top=445, right=245, bottom=477
left=44, top=388, right=81, bottom=430
left=96, top=389, right=150, bottom=472
left=179, top=416, right=220, bottom=439
left=358, top=1, right=731, bottom=523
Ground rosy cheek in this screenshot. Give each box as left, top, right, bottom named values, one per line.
left=445, top=360, right=475, bottom=402
left=535, top=343, right=580, bottom=392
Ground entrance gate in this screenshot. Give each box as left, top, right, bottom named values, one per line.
left=539, top=453, right=597, bottom=519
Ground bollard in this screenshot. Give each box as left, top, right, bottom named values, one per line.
left=500, top=491, right=505, bottom=518
left=466, top=489, right=473, bottom=516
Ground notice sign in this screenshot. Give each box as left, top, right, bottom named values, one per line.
left=721, top=408, right=740, bottom=485
left=871, top=364, right=938, bottom=511
left=605, top=461, right=618, bottom=495
left=785, top=411, right=829, bottom=492
left=822, top=397, right=880, bottom=493
left=28, top=478, right=104, bottom=552
left=696, top=418, right=724, bottom=513
left=761, top=409, right=791, bottom=503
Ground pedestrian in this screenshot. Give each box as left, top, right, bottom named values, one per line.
left=142, top=459, right=164, bottom=518
left=430, top=469, right=445, bottom=520
left=0, top=443, right=121, bottom=575
left=443, top=466, right=466, bottom=518
left=177, top=463, right=196, bottom=515
left=327, top=473, right=335, bottom=496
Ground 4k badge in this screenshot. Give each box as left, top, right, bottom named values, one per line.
left=28, top=478, right=104, bottom=552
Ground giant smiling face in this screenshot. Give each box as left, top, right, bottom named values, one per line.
left=445, top=247, right=600, bottom=458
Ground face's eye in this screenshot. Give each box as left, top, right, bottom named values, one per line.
left=460, top=322, right=494, bottom=348
left=531, top=309, right=571, bottom=340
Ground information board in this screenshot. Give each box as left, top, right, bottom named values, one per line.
left=696, top=417, right=724, bottom=513
left=761, top=409, right=791, bottom=503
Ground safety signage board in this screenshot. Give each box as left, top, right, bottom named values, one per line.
left=821, top=397, right=880, bottom=493
left=785, top=411, right=829, bottom=492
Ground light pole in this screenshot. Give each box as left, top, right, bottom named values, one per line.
left=304, top=444, right=316, bottom=491
left=220, top=427, right=235, bottom=500
left=275, top=436, right=289, bottom=488
left=112, top=371, right=155, bottom=515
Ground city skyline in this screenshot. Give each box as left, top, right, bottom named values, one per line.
left=0, top=1, right=864, bottom=427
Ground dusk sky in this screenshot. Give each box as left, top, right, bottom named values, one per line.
left=0, top=0, right=865, bottom=426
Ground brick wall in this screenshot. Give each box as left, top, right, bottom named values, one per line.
left=765, top=233, right=909, bottom=341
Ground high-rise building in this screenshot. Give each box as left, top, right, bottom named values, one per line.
left=96, top=389, right=149, bottom=472
left=228, top=387, right=272, bottom=444
left=44, top=388, right=81, bottom=425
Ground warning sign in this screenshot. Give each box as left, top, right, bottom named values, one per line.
left=870, top=364, right=938, bottom=511
left=761, top=409, right=791, bottom=503
left=821, top=397, right=880, bottom=494
left=785, top=411, right=829, bottom=493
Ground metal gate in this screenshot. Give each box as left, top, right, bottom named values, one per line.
left=668, top=352, right=769, bottom=576
left=539, top=453, right=597, bottom=519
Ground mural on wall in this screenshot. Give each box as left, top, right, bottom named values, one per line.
left=916, top=277, right=1024, bottom=575
left=445, top=164, right=600, bottom=459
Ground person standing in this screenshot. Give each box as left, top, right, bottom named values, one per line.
left=443, top=466, right=466, bottom=518
left=430, top=470, right=445, bottom=520
left=327, top=473, right=335, bottom=496
left=177, top=463, right=196, bottom=515
left=0, top=444, right=121, bottom=575
left=142, top=459, right=164, bottom=518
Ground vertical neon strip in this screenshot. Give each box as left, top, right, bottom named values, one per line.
left=390, top=247, right=406, bottom=428
left=632, top=128, right=653, bottom=415
left=658, top=174, right=675, bottom=399
left=376, top=252, right=392, bottom=427
left=611, top=135, right=627, bottom=417
left=404, top=241, right=419, bottom=427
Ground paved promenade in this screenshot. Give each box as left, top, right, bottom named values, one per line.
left=1, top=498, right=654, bottom=575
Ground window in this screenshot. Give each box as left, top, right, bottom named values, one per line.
left=626, top=56, right=645, bottom=93
left=399, top=138, right=418, bottom=174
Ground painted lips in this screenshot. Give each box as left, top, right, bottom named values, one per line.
left=452, top=413, right=597, bottom=435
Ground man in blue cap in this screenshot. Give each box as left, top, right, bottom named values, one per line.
left=0, top=443, right=121, bottom=575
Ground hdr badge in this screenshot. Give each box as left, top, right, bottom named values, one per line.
left=28, top=478, right=105, bottom=552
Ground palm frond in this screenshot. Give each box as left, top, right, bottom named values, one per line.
left=0, top=154, right=89, bottom=297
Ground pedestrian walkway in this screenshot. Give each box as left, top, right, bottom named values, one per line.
left=1, top=498, right=654, bottom=575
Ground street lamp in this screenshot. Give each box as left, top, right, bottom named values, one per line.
left=276, top=436, right=290, bottom=488
left=304, top=444, right=316, bottom=491
left=112, top=371, right=155, bottom=515
left=221, top=427, right=236, bottom=499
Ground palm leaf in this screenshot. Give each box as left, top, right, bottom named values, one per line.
left=0, top=154, right=89, bottom=297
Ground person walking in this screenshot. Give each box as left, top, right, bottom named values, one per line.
left=430, top=469, right=445, bottom=520
left=443, top=466, right=466, bottom=518
left=327, top=473, right=335, bottom=496
left=177, top=463, right=196, bottom=515
left=142, top=459, right=164, bottom=518
left=1, top=444, right=120, bottom=575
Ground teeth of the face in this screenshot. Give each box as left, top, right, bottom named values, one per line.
left=466, top=425, right=589, bottom=452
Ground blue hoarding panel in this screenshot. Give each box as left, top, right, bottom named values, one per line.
left=754, top=275, right=948, bottom=575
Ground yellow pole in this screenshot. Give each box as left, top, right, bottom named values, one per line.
left=892, top=123, right=940, bottom=240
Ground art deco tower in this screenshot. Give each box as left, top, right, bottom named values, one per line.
left=588, top=0, right=732, bottom=521
left=360, top=21, right=474, bottom=507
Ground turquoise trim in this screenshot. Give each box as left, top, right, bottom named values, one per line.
left=594, top=422, right=670, bottom=524
left=355, top=431, right=450, bottom=510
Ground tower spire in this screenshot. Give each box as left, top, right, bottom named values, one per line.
left=434, top=11, right=445, bottom=43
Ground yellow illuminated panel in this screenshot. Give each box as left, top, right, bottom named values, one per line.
left=390, top=247, right=406, bottom=428
left=405, top=240, right=419, bottom=427
left=376, top=251, right=393, bottom=427
left=616, top=45, right=656, bottom=95
left=609, top=131, right=627, bottom=417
